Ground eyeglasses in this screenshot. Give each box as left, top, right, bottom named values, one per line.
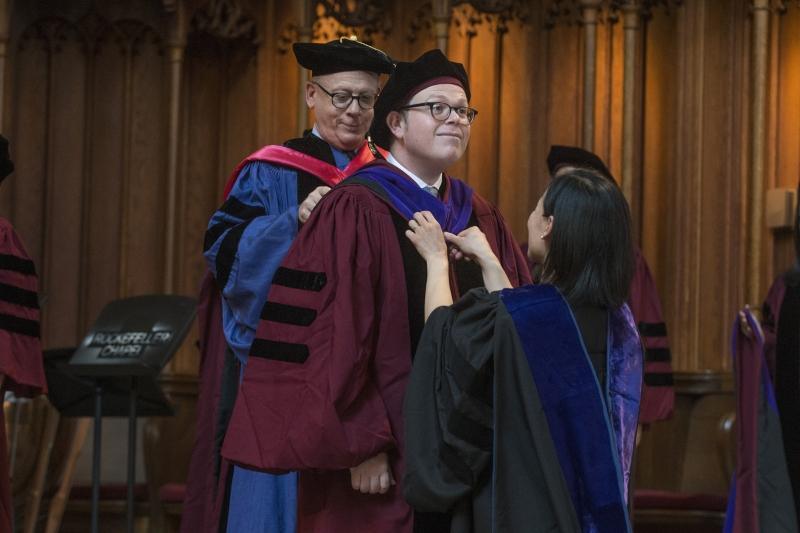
left=312, top=81, right=378, bottom=110
left=399, top=102, right=478, bottom=124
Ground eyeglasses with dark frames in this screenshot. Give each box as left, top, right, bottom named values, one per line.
left=399, top=102, right=478, bottom=124
left=312, top=81, right=379, bottom=110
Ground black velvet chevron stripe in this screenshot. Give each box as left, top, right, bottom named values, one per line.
left=638, top=322, right=668, bottom=337
left=447, top=349, right=493, bottom=404
left=250, top=338, right=309, bottom=363
left=644, top=347, right=672, bottom=363
left=0, top=282, right=39, bottom=309
left=203, top=221, right=233, bottom=253
left=215, top=221, right=252, bottom=289
left=260, top=301, right=317, bottom=326
left=447, top=410, right=492, bottom=451
left=0, top=254, right=36, bottom=275
left=272, top=267, right=327, bottom=292
left=219, top=197, right=266, bottom=220
left=0, top=312, right=40, bottom=337
left=438, top=441, right=475, bottom=485
left=644, top=372, right=674, bottom=387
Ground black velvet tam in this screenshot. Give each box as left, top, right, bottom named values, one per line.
left=369, top=49, right=471, bottom=149
left=0, top=135, right=13, bottom=183
left=546, top=145, right=612, bottom=180
left=292, top=37, right=394, bottom=76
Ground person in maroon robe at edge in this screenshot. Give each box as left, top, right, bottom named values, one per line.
left=545, top=145, right=675, bottom=425
left=221, top=49, right=531, bottom=533
left=0, top=135, right=47, bottom=529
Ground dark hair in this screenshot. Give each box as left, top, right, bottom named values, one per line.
left=540, top=168, right=634, bottom=308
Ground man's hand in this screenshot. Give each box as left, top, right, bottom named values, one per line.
left=349, top=452, right=395, bottom=494
left=298, top=186, right=331, bottom=223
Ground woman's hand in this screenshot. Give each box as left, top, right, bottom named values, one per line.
left=444, top=226, right=496, bottom=266
left=406, top=211, right=448, bottom=265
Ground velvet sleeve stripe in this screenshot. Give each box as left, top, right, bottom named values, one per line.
left=638, top=322, right=667, bottom=337
left=644, top=372, right=674, bottom=387
left=249, top=338, right=309, bottom=364
left=446, top=345, right=494, bottom=404
left=203, top=221, right=233, bottom=253
left=219, top=196, right=266, bottom=220
left=0, top=282, right=39, bottom=309
left=214, top=221, right=252, bottom=289
left=447, top=410, right=492, bottom=451
left=0, top=254, right=36, bottom=275
left=260, top=301, right=317, bottom=326
left=0, top=312, right=40, bottom=337
left=438, top=441, right=476, bottom=485
left=644, top=347, right=671, bottom=363
left=271, top=267, right=327, bottom=292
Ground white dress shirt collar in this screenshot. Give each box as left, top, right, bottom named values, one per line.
left=386, top=153, right=443, bottom=191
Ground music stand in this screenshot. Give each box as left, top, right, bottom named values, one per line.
left=67, top=295, right=196, bottom=533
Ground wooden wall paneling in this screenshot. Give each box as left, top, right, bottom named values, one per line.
left=171, top=34, right=224, bottom=375
left=256, top=0, right=276, bottom=147
left=123, top=25, right=167, bottom=297
left=82, top=24, right=125, bottom=335
left=399, top=0, right=438, bottom=61
left=0, top=0, right=9, bottom=182
left=443, top=5, right=471, bottom=183
left=747, top=0, right=771, bottom=307
left=593, top=14, right=623, bottom=195
left=695, top=1, right=746, bottom=371
left=221, top=42, right=258, bottom=176
left=640, top=9, right=678, bottom=294
left=9, top=24, right=48, bottom=268
left=666, top=1, right=704, bottom=372
left=41, top=21, right=87, bottom=348
left=464, top=12, right=500, bottom=203
left=175, top=37, right=211, bottom=303
left=544, top=23, right=582, bottom=150
left=271, top=1, right=302, bottom=146
left=497, top=16, right=538, bottom=242
left=769, top=9, right=800, bottom=278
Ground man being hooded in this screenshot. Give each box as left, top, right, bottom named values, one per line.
left=220, top=49, right=530, bottom=533
left=184, top=37, right=394, bottom=533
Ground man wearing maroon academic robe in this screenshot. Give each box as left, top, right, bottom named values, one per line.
left=222, top=49, right=531, bottom=533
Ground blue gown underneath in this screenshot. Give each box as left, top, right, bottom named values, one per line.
left=204, top=142, right=353, bottom=533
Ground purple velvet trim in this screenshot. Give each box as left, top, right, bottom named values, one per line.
left=607, top=304, right=644, bottom=504
left=501, top=285, right=638, bottom=533
left=350, top=162, right=474, bottom=234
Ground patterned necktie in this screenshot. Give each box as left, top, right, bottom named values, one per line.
left=423, top=185, right=439, bottom=198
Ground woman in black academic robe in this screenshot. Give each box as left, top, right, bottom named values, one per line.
left=403, top=168, right=643, bottom=533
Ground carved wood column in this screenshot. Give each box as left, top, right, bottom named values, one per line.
left=621, top=1, right=640, bottom=206
left=296, top=0, right=313, bottom=136
left=432, top=0, right=450, bottom=53
left=164, top=1, right=187, bottom=294
left=748, top=0, right=769, bottom=304
left=580, top=0, right=602, bottom=150
left=0, top=0, right=10, bottom=130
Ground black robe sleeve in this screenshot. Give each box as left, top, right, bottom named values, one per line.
left=404, top=288, right=583, bottom=533
left=403, top=288, right=496, bottom=513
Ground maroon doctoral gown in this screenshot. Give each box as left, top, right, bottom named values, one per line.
left=221, top=168, right=531, bottom=533
left=0, top=218, right=45, bottom=529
